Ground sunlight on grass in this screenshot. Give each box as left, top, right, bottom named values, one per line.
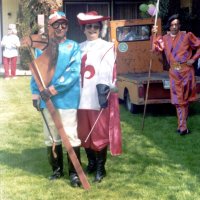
left=1, top=77, right=200, bottom=200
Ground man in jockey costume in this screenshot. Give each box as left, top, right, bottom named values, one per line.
left=152, top=14, right=200, bottom=135
left=30, top=11, right=82, bottom=187
left=76, top=11, right=122, bottom=183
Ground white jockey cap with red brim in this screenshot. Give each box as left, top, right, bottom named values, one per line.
left=48, top=11, right=68, bottom=25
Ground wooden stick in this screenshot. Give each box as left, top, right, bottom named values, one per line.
left=84, top=92, right=111, bottom=143
left=141, top=0, right=160, bottom=131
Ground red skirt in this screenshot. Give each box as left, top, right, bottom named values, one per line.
left=77, top=92, right=122, bottom=156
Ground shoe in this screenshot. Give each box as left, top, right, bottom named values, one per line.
left=85, top=148, right=97, bottom=174
left=93, top=167, right=106, bottom=182
left=49, top=168, right=64, bottom=180
left=47, top=145, right=64, bottom=181
left=4, top=77, right=10, bottom=80
left=69, top=173, right=81, bottom=187
left=176, top=129, right=180, bottom=133
left=179, top=129, right=191, bottom=136
left=93, top=147, right=107, bottom=183
left=67, top=147, right=81, bottom=187
left=12, top=76, right=17, bottom=79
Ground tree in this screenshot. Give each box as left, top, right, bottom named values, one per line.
left=17, top=0, right=62, bottom=69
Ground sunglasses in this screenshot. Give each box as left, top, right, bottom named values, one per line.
left=52, top=21, right=68, bottom=29
left=85, top=24, right=100, bottom=30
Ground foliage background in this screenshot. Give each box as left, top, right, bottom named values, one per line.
left=17, top=0, right=51, bottom=70
left=139, top=0, right=169, bottom=20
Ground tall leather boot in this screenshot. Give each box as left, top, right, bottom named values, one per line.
left=47, top=144, right=64, bottom=180
left=67, top=146, right=81, bottom=187
left=94, top=147, right=107, bottom=182
left=85, top=148, right=97, bottom=174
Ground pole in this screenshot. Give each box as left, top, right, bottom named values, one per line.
left=141, top=0, right=160, bottom=131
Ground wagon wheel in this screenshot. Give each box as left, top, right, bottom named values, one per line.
left=125, top=91, right=138, bottom=114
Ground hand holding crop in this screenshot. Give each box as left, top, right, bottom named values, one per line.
left=32, top=99, right=41, bottom=111
left=40, top=88, right=52, bottom=102
left=96, top=84, right=110, bottom=108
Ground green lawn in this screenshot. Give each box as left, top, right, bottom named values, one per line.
left=1, top=76, right=200, bottom=200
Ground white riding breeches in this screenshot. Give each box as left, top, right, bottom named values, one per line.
left=42, top=108, right=81, bottom=147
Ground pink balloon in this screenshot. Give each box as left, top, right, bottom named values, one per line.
left=147, top=4, right=156, bottom=16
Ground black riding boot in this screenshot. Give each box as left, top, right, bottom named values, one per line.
left=47, top=144, right=64, bottom=180
left=93, top=147, right=107, bottom=182
left=85, top=148, right=97, bottom=174
left=67, top=146, right=81, bottom=187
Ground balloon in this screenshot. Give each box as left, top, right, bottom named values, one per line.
left=147, top=4, right=156, bottom=16
left=139, top=4, right=148, bottom=12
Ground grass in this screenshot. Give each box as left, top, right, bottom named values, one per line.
left=1, top=76, right=200, bottom=200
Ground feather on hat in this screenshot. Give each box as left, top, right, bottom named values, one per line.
left=77, top=11, right=110, bottom=25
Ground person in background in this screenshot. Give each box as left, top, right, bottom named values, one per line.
left=118, top=26, right=134, bottom=41
left=77, top=11, right=122, bottom=183
left=30, top=11, right=82, bottom=188
left=152, top=14, right=200, bottom=136
left=1, top=24, right=20, bottom=80
left=140, top=26, right=149, bottom=40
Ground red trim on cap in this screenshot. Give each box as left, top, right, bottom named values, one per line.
left=49, top=16, right=68, bottom=25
